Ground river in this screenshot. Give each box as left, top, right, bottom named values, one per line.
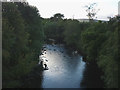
left=21, top=44, right=104, bottom=88
left=39, top=44, right=86, bottom=88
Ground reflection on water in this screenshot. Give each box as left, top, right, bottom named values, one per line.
left=80, top=63, right=104, bottom=88
left=39, top=44, right=86, bottom=88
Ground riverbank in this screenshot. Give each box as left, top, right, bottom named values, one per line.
left=39, top=44, right=86, bottom=88
left=20, top=64, right=43, bottom=88
left=44, top=40, right=105, bottom=88
left=80, top=62, right=105, bottom=88
left=20, top=43, right=105, bottom=88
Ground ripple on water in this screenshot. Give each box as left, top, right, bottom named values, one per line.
left=39, top=44, right=86, bottom=88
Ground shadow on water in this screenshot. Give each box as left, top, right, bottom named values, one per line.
left=80, top=63, right=105, bottom=88
left=20, top=44, right=104, bottom=88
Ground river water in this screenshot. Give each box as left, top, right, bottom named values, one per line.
left=39, top=44, right=86, bottom=88
left=21, top=44, right=104, bottom=88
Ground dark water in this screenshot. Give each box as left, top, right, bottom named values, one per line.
left=39, top=44, right=86, bottom=88
left=81, top=63, right=104, bottom=88
left=21, top=44, right=104, bottom=88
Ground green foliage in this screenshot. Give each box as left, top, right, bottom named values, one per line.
left=50, top=13, right=64, bottom=21
left=64, top=20, right=80, bottom=45
left=81, top=22, right=106, bottom=62
left=16, top=2, right=44, bottom=58
left=43, top=14, right=65, bottom=43
left=80, top=17, right=119, bottom=88
left=3, top=2, right=118, bottom=88
left=97, top=17, right=119, bottom=88
left=2, top=2, right=44, bottom=88
left=44, top=15, right=118, bottom=88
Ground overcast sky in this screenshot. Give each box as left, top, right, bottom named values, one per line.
left=27, top=0, right=119, bottom=20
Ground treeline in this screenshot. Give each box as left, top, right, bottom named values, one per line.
left=2, top=2, right=119, bottom=88
left=2, top=2, right=44, bottom=88
left=43, top=13, right=65, bottom=43
left=43, top=14, right=119, bottom=88
left=81, top=17, right=119, bottom=88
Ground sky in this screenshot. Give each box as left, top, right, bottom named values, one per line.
left=27, top=0, right=119, bottom=20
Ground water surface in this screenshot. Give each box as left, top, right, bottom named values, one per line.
left=39, top=44, right=86, bottom=88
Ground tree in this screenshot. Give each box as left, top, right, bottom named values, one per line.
left=16, top=2, right=44, bottom=59
left=53, top=13, right=64, bottom=19
left=2, top=2, right=44, bottom=88
left=64, top=20, right=80, bottom=47
left=44, top=13, right=65, bottom=43
left=97, top=16, right=119, bottom=88
left=2, top=2, right=29, bottom=87
left=50, top=13, right=64, bottom=21
left=85, top=3, right=100, bottom=20
left=81, top=22, right=106, bottom=63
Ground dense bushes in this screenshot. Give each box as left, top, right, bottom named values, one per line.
left=2, top=2, right=119, bottom=88
left=97, top=17, right=119, bottom=88
left=81, top=19, right=119, bottom=88
left=2, top=2, right=44, bottom=88
left=81, top=22, right=107, bottom=63
left=43, top=13, right=65, bottom=43
left=44, top=15, right=119, bottom=88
